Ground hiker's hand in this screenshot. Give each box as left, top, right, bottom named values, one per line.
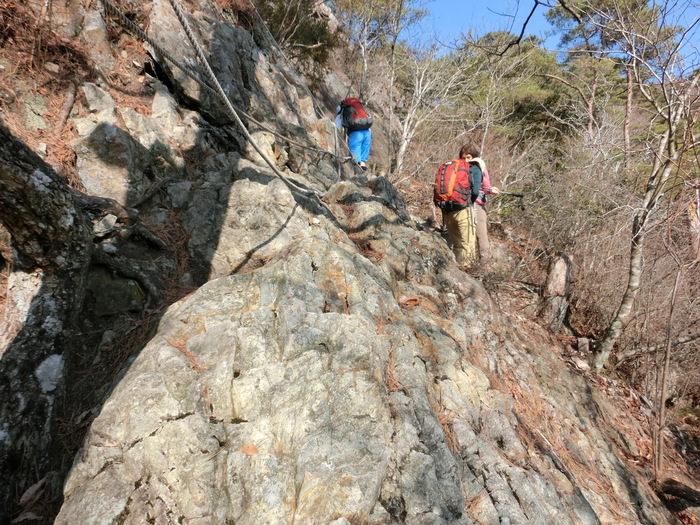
left=490, top=187, right=500, bottom=194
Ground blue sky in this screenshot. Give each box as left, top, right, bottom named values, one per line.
left=417, top=0, right=700, bottom=55
left=415, top=0, right=558, bottom=49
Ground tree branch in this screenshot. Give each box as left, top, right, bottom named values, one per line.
left=557, top=0, right=582, bottom=24
left=500, top=0, right=543, bottom=56
left=614, top=329, right=700, bottom=367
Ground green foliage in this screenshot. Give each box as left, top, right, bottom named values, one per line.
left=544, top=0, right=681, bottom=73
left=545, top=0, right=649, bottom=52
left=453, top=32, right=572, bottom=139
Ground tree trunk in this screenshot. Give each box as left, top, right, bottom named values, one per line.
left=594, top=57, right=700, bottom=370
left=690, top=187, right=700, bottom=261
left=538, top=253, right=572, bottom=332
left=594, top=140, right=676, bottom=369
left=394, top=132, right=410, bottom=176
left=394, top=93, right=422, bottom=176
left=587, top=70, right=598, bottom=142
left=0, top=125, right=93, bottom=520
left=359, top=24, right=369, bottom=100
left=388, top=41, right=395, bottom=171
left=653, top=269, right=682, bottom=480
left=593, top=215, right=646, bottom=368
left=624, top=60, right=633, bottom=171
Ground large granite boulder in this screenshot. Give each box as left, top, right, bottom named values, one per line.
left=57, top=183, right=674, bottom=524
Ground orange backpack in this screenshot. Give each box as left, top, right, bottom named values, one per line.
left=433, top=159, right=472, bottom=208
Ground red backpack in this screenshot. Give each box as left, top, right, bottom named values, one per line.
left=433, top=159, right=472, bottom=208
left=340, top=98, right=373, bottom=131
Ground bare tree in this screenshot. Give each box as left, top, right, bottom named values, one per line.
left=652, top=266, right=682, bottom=480
left=385, top=0, right=427, bottom=169
left=334, top=0, right=395, bottom=99
left=390, top=45, right=483, bottom=176
left=593, top=6, right=700, bottom=368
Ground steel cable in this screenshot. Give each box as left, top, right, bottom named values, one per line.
left=96, top=0, right=353, bottom=182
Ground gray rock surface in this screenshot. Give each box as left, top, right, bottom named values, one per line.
left=80, top=10, right=116, bottom=71
left=58, top=173, right=674, bottom=523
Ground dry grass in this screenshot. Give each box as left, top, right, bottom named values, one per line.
left=481, top=254, right=700, bottom=522
left=430, top=388, right=459, bottom=455
left=385, top=346, right=408, bottom=395
left=66, top=213, right=195, bottom=394
left=0, top=1, right=95, bottom=182
left=394, top=177, right=434, bottom=222
left=210, top=0, right=256, bottom=13
left=0, top=0, right=157, bottom=187
left=140, top=212, right=197, bottom=302
left=54, top=214, right=197, bottom=484
left=487, top=355, right=626, bottom=506
left=55, top=307, right=168, bottom=460
left=348, top=235, right=384, bottom=261
left=209, top=0, right=256, bottom=29
left=0, top=2, right=91, bottom=74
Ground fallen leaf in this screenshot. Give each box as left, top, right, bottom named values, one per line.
left=19, top=477, right=46, bottom=507
left=11, top=511, right=43, bottom=523
left=239, top=443, right=258, bottom=456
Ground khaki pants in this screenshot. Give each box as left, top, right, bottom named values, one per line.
left=443, top=206, right=476, bottom=266
left=475, top=203, right=490, bottom=262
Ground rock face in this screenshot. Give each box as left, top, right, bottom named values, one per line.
left=1, top=0, right=688, bottom=524
left=55, top=175, right=673, bottom=523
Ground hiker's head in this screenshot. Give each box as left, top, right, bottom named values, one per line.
left=459, top=143, right=480, bottom=160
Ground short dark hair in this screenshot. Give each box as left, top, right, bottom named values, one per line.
left=459, top=143, right=480, bottom=159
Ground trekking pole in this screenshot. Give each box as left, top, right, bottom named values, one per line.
left=504, top=277, right=542, bottom=290
left=499, top=191, right=525, bottom=210
left=489, top=275, right=543, bottom=292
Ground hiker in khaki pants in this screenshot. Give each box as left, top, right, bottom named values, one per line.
left=444, top=205, right=477, bottom=266
left=434, top=143, right=483, bottom=269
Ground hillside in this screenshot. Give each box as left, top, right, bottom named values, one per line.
left=0, top=1, right=699, bottom=524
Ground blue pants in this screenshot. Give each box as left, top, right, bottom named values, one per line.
left=348, top=129, right=371, bottom=163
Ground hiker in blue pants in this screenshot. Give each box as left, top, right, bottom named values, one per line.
left=347, top=128, right=371, bottom=170
left=335, top=97, right=373, bottom=170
